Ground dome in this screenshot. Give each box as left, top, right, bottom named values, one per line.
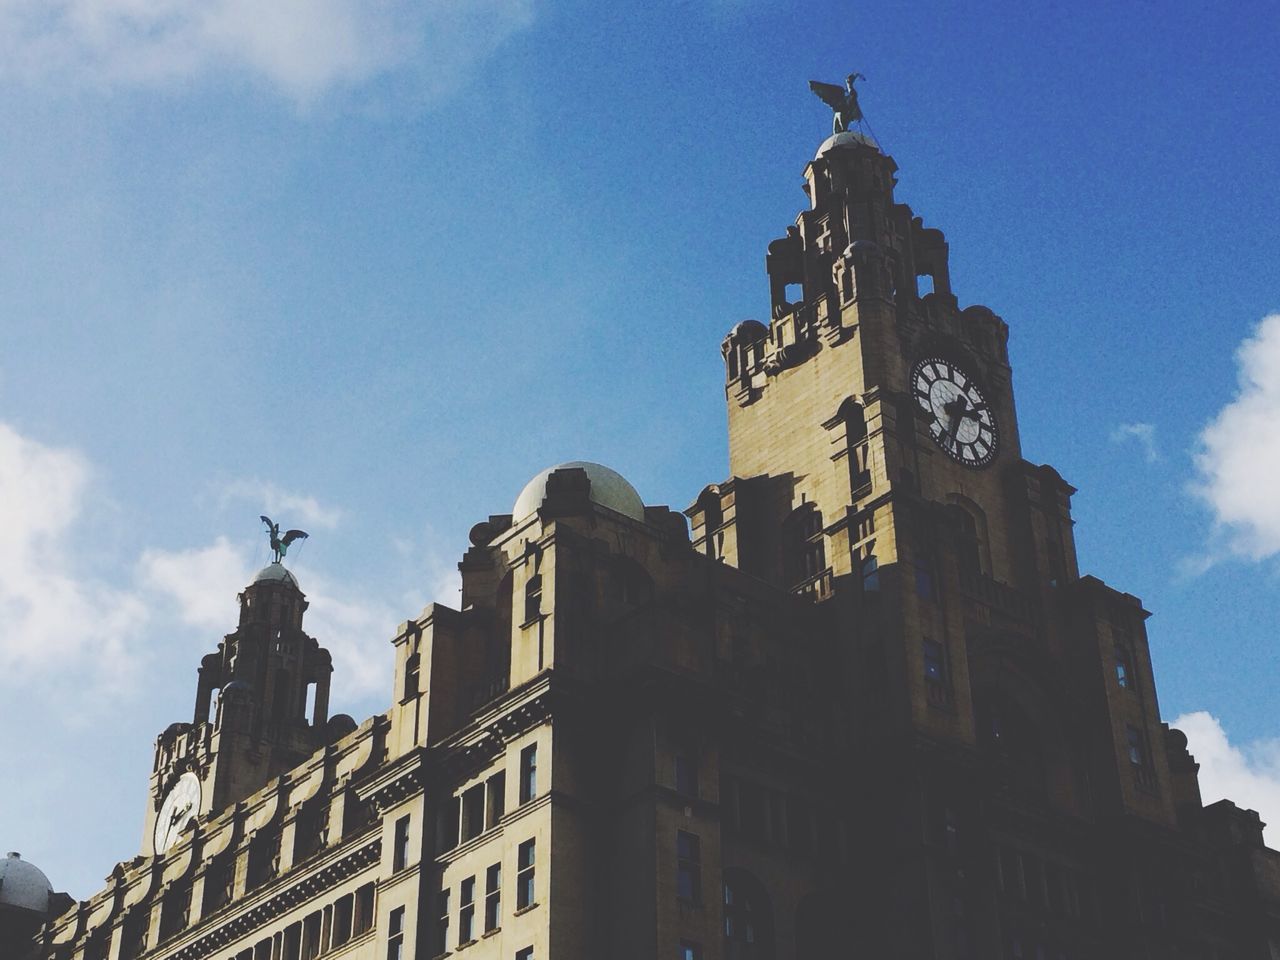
left=252, top=562, right=300, bottom=590
left=0, top=852, right=53, bottom=914
left=513, top=461, right=646, bottom=523
left=815, top=129, right=879, bottom=160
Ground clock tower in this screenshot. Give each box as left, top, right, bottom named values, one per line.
left=144, top=562, right=335, bottom=857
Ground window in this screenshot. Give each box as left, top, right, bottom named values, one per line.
left=923, top=638, right=949, bottom=705
left=1126, top=725, right=1145, bottom=766
left=459, top=876, right=476, bottom=943
left=301, top=912, right=322, bottom=960
left=486, top=771, right=506, bottom=828
left=861, top=554, right=879, bottom=592
left=485, top=862, right=502, bottom=932
left=676, top=831, right=701, bottom=903
left=516, top=948, right=533, bottom=960
left=786, top=505, right=826, bottom=585
left=680, top=942, right=703, bottom=960
left=462, top=783, right=485, bottom=841
left=436, top=795, right=460, bottom=852
left=524, top=573, right=542, bottom=623
left=517, top=839, right=536, bottom=909
left=435, top=889, right=450, bottom=956
left=675, top=754, right=698, bottom=797
left=723, top=873, right=774, bottom=960
left=354, top=883, right=375, bottom=936
left=281, top=922, right=302, bottom=960
left=386, top=907, right=405, bottom=960
left=519, top=744, right=538, bottom=804
left=393, top=815, right=410, bottom=872
left=246, top=830, right=280, bottom=890
left=1115, top=645, right=1132, bottom=689
left=333, top=894, right=354, bottom=947
left=403, top=651, right=419, bottom=702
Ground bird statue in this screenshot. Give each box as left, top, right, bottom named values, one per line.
left=260, top=516, right=309, bottom=563
left=809, top=73, right=867, bottom=135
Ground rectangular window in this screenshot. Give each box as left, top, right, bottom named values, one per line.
left=674, top=754, right=698, bottom=797
left=402, top=651, right=419, bottom=702
left=459, top=876, right=476, bottom=943
left=519, top=744, right=538, bottom=804
left=1127, top=725, right=1145, bottom=766
left=1115, top=645, right=1132, bottom=689
left=524, top=574, right=542, bottom=623
left=516, top=948, right=533, bottom=960
left=485, top=862, right=502, bottom=932
left=680, top=941, right=703, bottom=960
left=676, top=831, right=701, bottom=903
left=517, top=839, right=536, bottom=909
left=486, top=771, right=506, bottom=828
left=923, top=638, right=949, bottom=705
left=915, top=563, right=935, bottom=600
left=353, top=883, right=375, bottom=936
left=386, top=907, right=404, bottom=960
left=462, top=783, right=485, bottom=841
left=436, top=795, right=460, bottom=852
left=393, top=815, right=410, bottom=872
left=435, top=889, right=450, bottom=956
left=861, top=553, right=880, bottom=592
left=332, top=894, right=354, bottom=947
left=301, top=912, right=322, bottom=960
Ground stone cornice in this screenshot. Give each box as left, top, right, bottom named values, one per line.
left=158, top=836, right=380, bottom=960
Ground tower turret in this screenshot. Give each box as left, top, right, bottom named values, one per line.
left=144, top=560, right=334, bottom=856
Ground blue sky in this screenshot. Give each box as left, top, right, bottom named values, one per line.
left=2, top=0, right=1278, bottom=899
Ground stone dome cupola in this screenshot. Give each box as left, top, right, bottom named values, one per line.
left=513, top=461, right=646, bottom=523
left=0, top=852, right=54, bottom=914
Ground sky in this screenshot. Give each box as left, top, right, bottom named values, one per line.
left=1, top=0, right=1278, bottom=900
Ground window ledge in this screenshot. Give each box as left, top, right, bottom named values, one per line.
left=482, top=928, right=501, bottom=939
left=455, top=939, right=477, bottom=952
left=513, top=902, right=540, bottom=917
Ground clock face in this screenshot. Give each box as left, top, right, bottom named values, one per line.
left=911, top=357, right=999, bottom=468
left=154, top=771, right=201, bottom=855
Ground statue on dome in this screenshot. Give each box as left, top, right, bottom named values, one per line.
left=809, top=73, right=866, bottom=134
left=260, top=516, right=309, bottom=563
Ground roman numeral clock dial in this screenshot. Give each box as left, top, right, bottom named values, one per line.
left=911, top=357, right=999, bottom=467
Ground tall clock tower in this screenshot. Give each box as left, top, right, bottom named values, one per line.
left=144, top=563, right=335, bottom=857
left=692, top=114, right=1178, bottom=955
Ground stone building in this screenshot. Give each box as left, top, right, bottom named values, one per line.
left=35, top=116, right=1280, bottom=960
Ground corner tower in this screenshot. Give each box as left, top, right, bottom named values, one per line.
left=145, top=562, right=334, bottom=857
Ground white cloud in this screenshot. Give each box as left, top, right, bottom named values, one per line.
left=1191, top=313, right=1280, bottom=563
left=1110, top=421, right=1160, bottom=463
left=219, top=479, right=342, bottom=531
left=1175, top=711, right=1280, bottom=848
left=139, top=535, right=251, bottom=629
left=140, top=538, right=416, bottom=706
left=0, top=0, right=534, bottom=104
left=0, top=420, right=148, bottom=688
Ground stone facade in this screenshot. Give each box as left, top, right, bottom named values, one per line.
left=36, top=126, right=1280, bottom=960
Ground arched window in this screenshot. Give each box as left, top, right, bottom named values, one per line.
left=723, top=870, right=775, bottom=960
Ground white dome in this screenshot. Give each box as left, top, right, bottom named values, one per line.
left=513, top=462, right=646, bottom=523
left=815, top=129, right=879, bottom=160
left=253, top=562, right=300, bottom=589
left=0, top=852, right=53, bottom=913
